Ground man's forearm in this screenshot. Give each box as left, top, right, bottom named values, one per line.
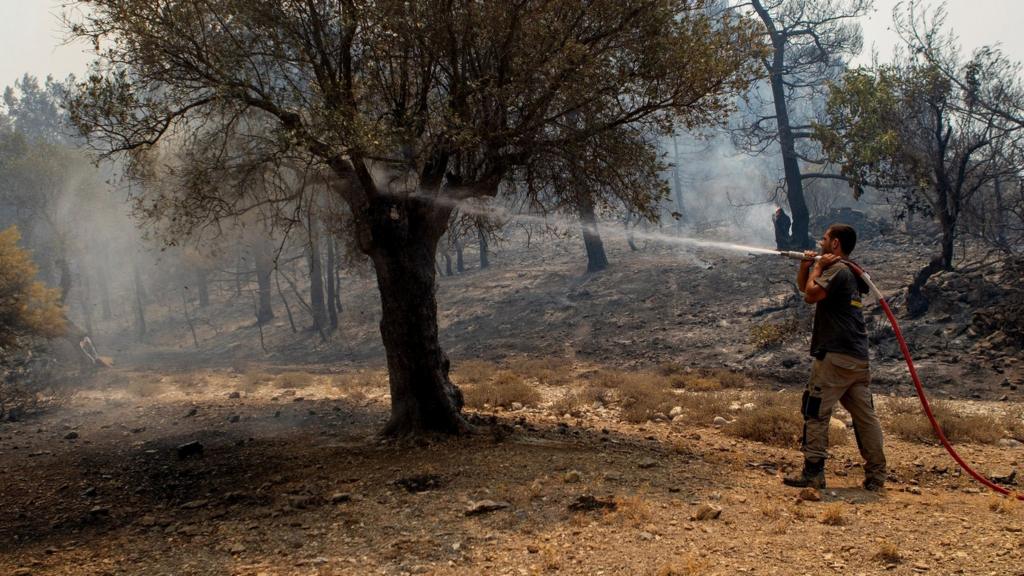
left=804, top=266, right=822, bottom=293
left=797, top=263, right=811, bottom=293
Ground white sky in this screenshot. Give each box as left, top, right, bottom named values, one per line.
left=1, top=0, right=1022, bottom=91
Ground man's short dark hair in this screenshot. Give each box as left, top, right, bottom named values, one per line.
left=827, top=223, right=857, bottom=255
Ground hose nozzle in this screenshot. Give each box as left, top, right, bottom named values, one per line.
left=778, top=250, right=820, bottom=262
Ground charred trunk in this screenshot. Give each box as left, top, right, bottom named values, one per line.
left=367, top=198, right=467, bottom=437
left=578, top=196, right=609, bottom=273
left=477, top=223, right=490, bottom=269
left=326, top=234, right=339, bottom=329
left=196, top=268, right=210, bottom=308
left=97, top=260, right=112, bottom=320
left=767, top=48, right=812, bottom=249
left=133, top=263, right=147, bottom=338
left=252, top=241, right=275, bottom=324
left=307, top=217, right=328, bottom=332
left=454, top=237, right=465, bottom=274
left=907, top=213, right=956, bottom=317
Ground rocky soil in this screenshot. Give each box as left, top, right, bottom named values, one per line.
left=1, top=226, right=1022, bottom=575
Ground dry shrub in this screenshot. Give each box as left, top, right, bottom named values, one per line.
left=171, top=373, right=206, bottom=390
left=549, top=385, right=611, bottom=416
left=241, top=371, right=273, bottom=391
left=820, top=503, right=847, bottom=526
left=884, top=398, right=1004, bottom=444
left=726, top=392, right=847, bottom=447
left=451, top=359, right=499, bottom=386
left=275, top=371, right=315, bottom=389
left=463, top=370, right=541, bottom=409
left=505, top=356, right=574, bottom=386
left=331, top=370, right=381, bottom=392
left=750, top=317, right=802, bottom=349
left=607, top=495, right=652, bottom=528
left=617, top=374, right=678, bottom=423
left=671, top=391, right=733, bottom=426
left=657, top=361, right=687, bottom=376
left=873, top=542, right=901, bottom=564
left=666, top=368, right=749, bottom=391
left=655, top=555, right=712, bottom=576
left=988, top=494, right=1020, bottom=514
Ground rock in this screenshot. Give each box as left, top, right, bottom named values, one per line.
left=185, top=407, right=198, bottom=417
left=563, top=470, right=582, bottom=483
left=329, top=492, right=352, bottom=504
left=742, top=403, right=755, bottom=411
left=228, top=391, right=241, bottom=399
left=88, top=506, right=110, bottom=516
left=176, top=441, right=204, bottom=459
left=638, top=458, right=658, bottom=469
left=395, top=474, right=443, bottom=493
left=139, top=516, right=157, bottom=527
left=464, top=500, right=510, bottom=516
left=181, top=499, right=209, bottom=509
left=998, top=438, right=1023, bottom=448
left=64, top=431, right=79, bottom=440
left=692, top=503, right=721, bottom=521
left=638, top=531, right=654, bottom=541
left=130, top=427, right=146, bottom=434
left=829, top=418, right=846, bottom=430
left=510, top=402, right=524, bottom=411
left=527, top=544, right=540, bottom=554
left=81, top=486, right=97, bottom=498
left=906, top=486, right=922, bottom=495
left=229, top=543, right=247, bottom=554
left=568, top=494, right=617, bottom=512
left=990, top=469, right=1017, bottom=485
left=12, top=569, right=32, bottom=576
left=669, top=406, right=683, bottom=418
left=728, top=402, right=742, bottom=412
left=227, top=414, right=240, bottom=423
left=712, top=416, right=728, bottom=428
left=797, top=488, right=821, bottom=502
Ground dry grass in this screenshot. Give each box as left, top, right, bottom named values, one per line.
left=125, top=377, right=167, bottom=398
left=463, top=370, right=542, bottom=409
left=549, top=385, right=612, bottom=416
left=725, top=392, right=847, bottom=448
left=451, top=359, right=499, bottom=386
left=330, top=370, right=382, bottom=392
left=750, top=317, right=802, bottom=349
left=504, top=356, right=574, bottom=386
left=819, top=503, right=847, bottom=526
left=655, top=555, right=712, bottom=576
left=662, top=367, right=749, bottom=391
left=240, top=371, right=273, bottom=392
left=671, top=391, right=733, bottom=426
left=617, top=374, right=679, bottom=423
left=873, top=542, right=902, bottom=564
left=274, top=371, right=315, bottom=389
left=883, top=398, right=1005, bottom=444
left=988, top=494, right=1021, bottom=514
left=607, top=494, right=653, bottom=528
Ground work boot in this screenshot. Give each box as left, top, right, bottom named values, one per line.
left=783, top=459, right=826, bottom=489
left=862, top=477, right=885, bottom=492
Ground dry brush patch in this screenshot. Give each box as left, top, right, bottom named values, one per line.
left=463, top=370, right=542, bottom=409
left=274, top=371, right=315, bottom=389
left=504, top=356, right=575, bottom=386
left=725, top=391, right=847, bottom=448
left=883, top=397, right=1005, bottom=444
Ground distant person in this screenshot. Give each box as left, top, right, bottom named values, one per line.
left=772, top=207, right=791, bottom=251
left=784, top=223, right=887, bottom=492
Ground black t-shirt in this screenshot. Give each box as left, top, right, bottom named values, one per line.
left=810, top=263, right=869, bottom=361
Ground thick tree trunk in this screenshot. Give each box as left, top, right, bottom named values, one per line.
left=325, top=234, right=339, bottom=329
left=57, top=257, right=72, bottom=304
left=366, top=197, right=467, bottom=437
left=578, top=196, right=609, bottom=273
left=907, top=212, right=956, bottom=317
left=443, top=251, right=453, bottom=276
left=81, top=271, right=93, bottom=336
left=252, top=241, right=275, bottom=324
left=307, top=217, right=328, bottom=331
left=767, top=48, right=812, bottom=249
left=477, top=223, right=490, bottom=269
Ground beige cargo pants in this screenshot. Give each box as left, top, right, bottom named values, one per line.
left=801, top=352, right=886, bottom=482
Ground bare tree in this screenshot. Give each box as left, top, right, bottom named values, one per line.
left=736, top=0, right=872, bottom=247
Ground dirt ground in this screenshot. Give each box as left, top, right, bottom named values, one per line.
left=2, top=228, right=1022, bottom=575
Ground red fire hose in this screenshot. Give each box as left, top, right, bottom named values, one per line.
left=843, top=259, right=1023, bottom=500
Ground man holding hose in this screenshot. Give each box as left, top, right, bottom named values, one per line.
left=783, top=223, right=887, bottom=491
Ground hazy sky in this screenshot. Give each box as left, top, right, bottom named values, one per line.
left=1, top=1, right=1023, bottom=92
